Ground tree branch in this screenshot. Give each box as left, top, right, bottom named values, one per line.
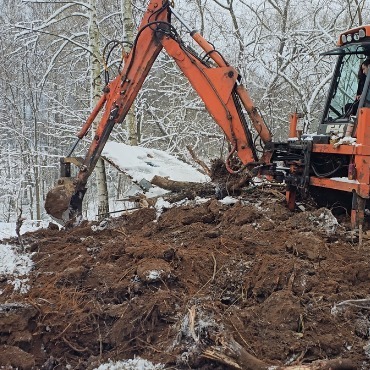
left=211, top=0, right=231, bottom=11
left=22, top=0, right=93, bottom=11
left=13, top=25, right=93, bottom=56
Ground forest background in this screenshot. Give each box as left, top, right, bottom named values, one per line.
left=0, top=0, right=367, bottom=223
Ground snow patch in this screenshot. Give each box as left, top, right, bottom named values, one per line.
left=0, top=244, right=33, bottom=275
left=154, top=196, right=213, bottom=222
left=0, top=244, right=34, bottom=294
left=93, top=357, right=165, bottom=370
left=309, top=209, right=338, bottom=235
left=10, top=278, right=30, bottom=294
left=146, top=270, right=165, bottom=281
left=154, top=198, right=172, bottom=219
left=219, top=196, right=238, bottom=205
left=102, top=142, right=209, bottom=200
left=332, top=136, right=357, bottom=147
left=330, top=177, right=360, bottom=184
left=0, top=220, right=51, bottom=240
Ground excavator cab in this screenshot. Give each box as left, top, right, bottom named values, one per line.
left=284, top=26, right=370, bottom=237
left=318, top=26, right=370, bottom=136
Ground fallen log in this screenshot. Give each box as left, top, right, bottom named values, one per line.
left=151, top=175, right=249, bottom=194
left=202, top=336, right=356, bottom=370
left=151, top=175, right=213, bottom=193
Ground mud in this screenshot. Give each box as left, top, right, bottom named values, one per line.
left=1, top=188, right=370, bottom=369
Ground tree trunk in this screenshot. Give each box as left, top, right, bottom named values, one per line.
left=34, top=157, right=41, bottom=221
left=89, top=0, right=110, bottom=220
left=122, top=0, right=138, bottom=145
left=151, top=174, right=249, bottom=195
left=151, top=175, right=214, bottom=193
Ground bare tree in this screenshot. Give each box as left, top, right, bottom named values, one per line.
left=12, top=0, right=116, bottom=219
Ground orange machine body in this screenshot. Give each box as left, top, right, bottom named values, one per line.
left=73, top=0, right=273, bottom=191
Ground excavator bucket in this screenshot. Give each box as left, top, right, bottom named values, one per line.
left=44, top=178, right=79, bottom=224
left=45, top=157, right=86, bottom=224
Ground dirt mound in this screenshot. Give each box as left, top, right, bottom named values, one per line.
left=1, top=189, right=370, bottom=369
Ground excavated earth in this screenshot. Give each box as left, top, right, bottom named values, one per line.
left=1, top=188, right=370, bottom=369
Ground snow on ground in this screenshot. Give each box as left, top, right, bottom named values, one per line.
left=0, top=220, right=51, bottom=294
left=102, top=142, right=209, bottom=198
left=0, top=220, right=50, bottom=240
left=93, top=358, right=164, bottom=370
left=103, top=141, right=209, bottom=183
left=0, top=244, right=34, bottom=294
left=0, top=245, right=33, bottom=276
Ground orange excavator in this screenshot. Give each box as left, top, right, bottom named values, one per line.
left=44, top=0, right=370, bottom=234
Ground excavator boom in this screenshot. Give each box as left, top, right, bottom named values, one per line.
left=45, top=0, right=273, bottom=223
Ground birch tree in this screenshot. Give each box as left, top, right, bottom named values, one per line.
left=88, top=0, right=109, bottom=219
left=0, top=0, right=52, bottom=221
left=122, top=0, right=138, bottom=146
left=13, top=0, right=116, bottom=219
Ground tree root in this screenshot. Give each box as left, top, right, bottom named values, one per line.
left=201, top=336, right=356, bottom=370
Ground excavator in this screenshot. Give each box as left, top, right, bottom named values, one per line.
left=44, top=0, right=370, bottom=236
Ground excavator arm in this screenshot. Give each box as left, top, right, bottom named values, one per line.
left=45, top=0, right=273, bottom=223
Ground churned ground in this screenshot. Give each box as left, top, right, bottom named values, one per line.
left=1, top=189, right=370, bottom=369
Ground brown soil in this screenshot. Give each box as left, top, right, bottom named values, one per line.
left=1, top=188, right=370, bottom=369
